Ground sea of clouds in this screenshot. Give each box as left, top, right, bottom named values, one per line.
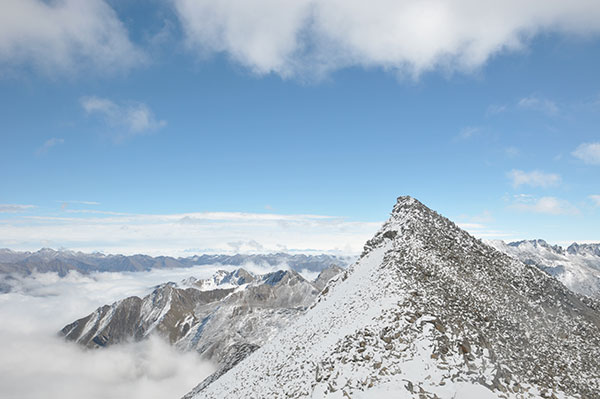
left=0, top=263, right=307, bottom=399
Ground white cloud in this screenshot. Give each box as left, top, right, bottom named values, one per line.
left=518, top=96, right=559, bottom=115
left=0, top=0, right=144, bottom=75
left=0, top=204, right=35, bottom=213
left=81, top=97, right=166, bottom=141
left=36, top=137, right=64, bottom=155
left=590, top=195, right=600, bottom=207
left=572, top=142, right=600, bottom=165
left=507, top=169, right=561, bottom=188
left=512, top=196, right=578, bottom=215
left=0, top=210, right=380, bottom=256
left=172, top=0, right=600, bottom=78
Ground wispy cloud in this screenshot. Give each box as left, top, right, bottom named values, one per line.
left=590, top=195, right=600, bottom=207
left=572, top=142, right=600, bottom=165
left=81, top=97, right=166, bottom=141
left=0, top=204, right=35, bottom=213
left=512, top=196, right=578, bottom=215
left=507, top=169, right=561, bottom=188
left=0, top=0, right=144, bottom=76
left=0, top=210, right=380, bottom=256
left=173, top=1, right=600, bottom=79
left=485, top=104, right=507, bottom=116
left=518, top=96, right=559, bottom=115
left=36, top=137, right=64, bottom=155
left=505, top=147, right=520, bottom=158
left=455, top=126, right=480, bottom=140
left=62, top=200, right=100, bottom=206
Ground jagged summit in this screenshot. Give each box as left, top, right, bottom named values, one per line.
left=188, top=196, right=600, bottom=399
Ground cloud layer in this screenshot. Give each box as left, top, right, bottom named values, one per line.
left=0, top=0, right=143, bottom=75
left=3, top=1, right=600, bottom=78
left=0, top=267, right=238, bottom=399
left=0, top=204, right=36, bottom=213
left=0, top=262, right=330, bottom=399
left=173, top=0, right=600, bottom=78
left=0, top=210, right=380, bottom=256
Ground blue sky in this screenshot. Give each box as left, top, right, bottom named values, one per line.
left=1, top=0, right=599, bottom=255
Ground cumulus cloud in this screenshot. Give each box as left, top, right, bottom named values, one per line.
left=512, top=196, right=578, bottom=215
left=0, top=210, right=380, bottom=256
left=507, top=169, right=562, bottom=188
left=81, top=97, right=166, bottom=141
left=572, top=142, right=600, bottom=165
left=172, top=0, right=600, bottom=78
left=0, top=0, right=144, bottom=75
left=0, top=267, right=230, bottom=399
left=0, top=204, right=35, bottom=213
left=36, top=137, right=64, bottom=155
left=517, top=95, right=559, bottom=115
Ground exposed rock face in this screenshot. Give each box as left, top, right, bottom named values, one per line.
left=187, top=196, right=600, bottom=399
left=61, top=266, right=343, bottom=368
left=314, top=265, right=344, bottom=291
left=61, top=284, right=234, bottom=347
left=490, top=239, right=600, bottom=298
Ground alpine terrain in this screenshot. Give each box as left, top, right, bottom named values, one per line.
left=489, top=239, right=600, bottom=298
left=61, top=266, right=343, bottom=377
left=185, top=196, right=600, bottom=399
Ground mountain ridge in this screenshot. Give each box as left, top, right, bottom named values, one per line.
left=60, top=266, right=343, bottom=372
left=187, top=196, right=600, bottom=399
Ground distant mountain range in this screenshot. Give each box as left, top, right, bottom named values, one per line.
left=489, top=239, right=600, bottom=298
left=0, top=248, right=353, bottom=275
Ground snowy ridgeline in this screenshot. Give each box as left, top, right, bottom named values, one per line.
left=186, top=196, right=600, bottom=399
left=61, top=266, right=343, bottom=374
left=488, top=239, right=600, bottom=298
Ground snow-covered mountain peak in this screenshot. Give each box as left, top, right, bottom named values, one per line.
left=507, top=239, right=564, bottom=255
left=189, top=197, right=600, bottom=399
left=567, top=243, right=600, bottom=257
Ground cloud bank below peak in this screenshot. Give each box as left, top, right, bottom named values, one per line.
left=173, top=0, right=600, bottom=78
